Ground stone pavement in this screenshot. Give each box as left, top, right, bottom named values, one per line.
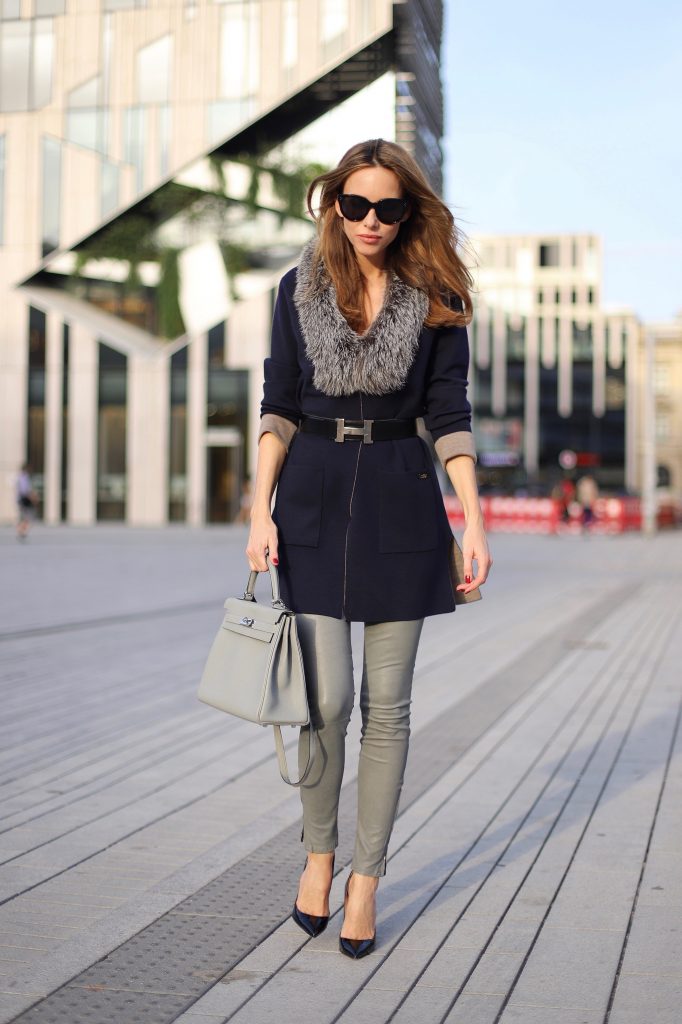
left=0, top=523, right=680, bottom=1024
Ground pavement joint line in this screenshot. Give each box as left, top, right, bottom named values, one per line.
left=186, top=589, right=653, bottom=1024
left=0, top=720, right=234, bottom=835
left=484, top=607, right=680, bottom=1024
left=280, top=595, right=670, bottom=1024
left=0, top=598, right=224, bottom=643
left=603, top=613, right=682, bottom=1024
left=0, top=716, right=226, bottom=814
left=0, top=726, right=279, bottom=882
left=1, top=586, right=637, bottom=1023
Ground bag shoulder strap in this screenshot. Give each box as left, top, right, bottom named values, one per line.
left=273, top=725, right=317, bottom=787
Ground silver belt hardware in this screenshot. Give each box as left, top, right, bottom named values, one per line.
left=334, top=417, right=374, bottom=443
left=240, top=616, right=255, bottom=626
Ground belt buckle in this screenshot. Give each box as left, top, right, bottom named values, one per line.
left=334, top=418, right=374, bottom=443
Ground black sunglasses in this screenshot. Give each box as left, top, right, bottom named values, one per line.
left=337, top=193, right=409, bottom=225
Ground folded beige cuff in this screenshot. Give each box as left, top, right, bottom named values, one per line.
left=434, top=431, right=478, bottom=470
left=258, top=413, right=299, bottom=453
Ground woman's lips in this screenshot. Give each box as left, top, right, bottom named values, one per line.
left=357, top=235, right=381, bottom=243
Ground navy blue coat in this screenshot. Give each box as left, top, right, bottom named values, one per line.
left=259, top=255, right=475, bottom=622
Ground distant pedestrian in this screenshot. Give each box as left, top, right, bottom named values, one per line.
left=577, top=474, right=599, bottom=533
left=15, top=463, right=37, bottom=541
left=234, top=476, right=252, bottom=524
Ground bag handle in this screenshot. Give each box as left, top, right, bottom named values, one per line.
left=243, top=554, right=286, bottom=609
left=273, top=724, right=317, bottom=787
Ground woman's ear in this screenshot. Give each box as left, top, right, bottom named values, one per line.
left=334, top=197, right=344, bottom=219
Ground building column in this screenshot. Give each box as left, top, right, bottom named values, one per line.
left=524, top=315, right=539, bottom=475
left=625, top=319, right=639, bottom=494
left=186, top=331, right=207, bottom=526
left=0, top=295, right=28, bottom=524
left=43, top=313, right=63, bottom=524
left=491, top=306, right=506, bottom=418
left=67, top=324, right=98, bottom=524
left=126, top=350, right=169, bottom=525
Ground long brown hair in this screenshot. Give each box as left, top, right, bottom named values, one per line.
left=304, top=139, right=475, bottom=332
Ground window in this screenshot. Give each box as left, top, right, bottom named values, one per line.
left=104, top=0, right=146, bottom=9
left=220, top=2, right=259, bottom=99
left=554, top=288, right=561, bottom=304
left=539, top=242, right=560, bottom=267
left=41, top=136, right=61, bottom=256
left=123, top=106, right=145, bottom=191
left=97, top=343, right=127, bottom=521
left=537, top=289, right=543, bottom=305
left=1, top=0, right=21, bottom=18
left=571, top=289, right=577, bottom=304
left=653, top=363, right=670, bottom=395
left=655, top=412, right=670, bottom=441
left=66, top=76, right=106, bottom=153
left=35, top=0, right=65, bottom=14
left=588, top=287, right=594, bottom=304
left=137, top=35, right=172, bottom=104
left=0, top=18, right=53, bottom=112
left=159, top=105, right=171, bottom=175
left=101, top=159, right=119, bottom=218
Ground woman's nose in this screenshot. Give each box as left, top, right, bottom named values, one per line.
left=363, top=209, right=380, bottom=229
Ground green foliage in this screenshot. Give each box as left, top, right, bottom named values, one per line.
left=156, top=248, right=185, bottom=339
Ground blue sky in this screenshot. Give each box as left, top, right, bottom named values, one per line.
left=442, top=0, right=682, bottom=322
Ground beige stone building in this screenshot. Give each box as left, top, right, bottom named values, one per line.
left=634, top=315, right=682, bottom=505
left=1, top=0, right=446, bottom=525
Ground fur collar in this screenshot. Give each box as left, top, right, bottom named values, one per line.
left=292, top=236, right=429, bottom=396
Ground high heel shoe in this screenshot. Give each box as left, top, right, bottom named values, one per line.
left=338, top=870, right=376, bottom=959
left=292, top=852, right=335, bottom=938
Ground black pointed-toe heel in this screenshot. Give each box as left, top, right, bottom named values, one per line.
left=338, top=870, right=376, bottom=960
left=292, top=853, right=335, bottom=938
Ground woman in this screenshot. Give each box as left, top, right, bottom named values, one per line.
left=247, top=138, right=492, bottom=959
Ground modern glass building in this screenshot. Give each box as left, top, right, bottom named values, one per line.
left=1, top=0, right=445, bottom=526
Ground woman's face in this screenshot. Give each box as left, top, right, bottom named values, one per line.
left=334, top=165, right=409, bottom=263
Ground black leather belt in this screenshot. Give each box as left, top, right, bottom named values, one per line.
left=299, top=414, right=417, bottom=444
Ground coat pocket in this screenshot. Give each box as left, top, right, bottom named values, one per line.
left=378, top=469, right=439, bottom=553
left=274, top=463, right=325, bottom=547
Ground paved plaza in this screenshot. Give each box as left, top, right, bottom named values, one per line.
left=0, top=523, right=680, bottom=1024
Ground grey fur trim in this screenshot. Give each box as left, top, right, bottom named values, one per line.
left=292, top=236, right=429, bottom=396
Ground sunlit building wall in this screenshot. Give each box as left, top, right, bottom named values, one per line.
left=634, top=317, right=682, bottom=504
left=468, top=233, right=641, bottom=494
left=1, top=0, right=445, bottom=526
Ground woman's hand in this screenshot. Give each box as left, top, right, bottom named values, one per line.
left=458, top=519, right=492, bottom=595
left=246, top=510, right=279, bottom=572
left=443, top=453, right=492, bottom=595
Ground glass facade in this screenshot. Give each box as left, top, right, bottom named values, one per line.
left=168, top=345, right=187, bottom=521
left=27, top=307, right=47, bottom=517
left=123, top=105, right=145, bottom=190
left=97, top=343, right=127, bottom=520
left=41, top=136, right=61, bottom=257
left=0, top=19, right=53, bottom=113
left=66, top=76, right=107, bottom=153
left=61, top=322, right=69, bottom=521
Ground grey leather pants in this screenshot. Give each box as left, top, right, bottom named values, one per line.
left=295, top=613, right=425, bottom=877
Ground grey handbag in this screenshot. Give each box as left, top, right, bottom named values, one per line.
left=197, top=556, right=316, bottom=786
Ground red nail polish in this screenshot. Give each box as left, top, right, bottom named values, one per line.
left=272, top=558, right=279, bottom=565
left=465, top=575, right=471, bottom=583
